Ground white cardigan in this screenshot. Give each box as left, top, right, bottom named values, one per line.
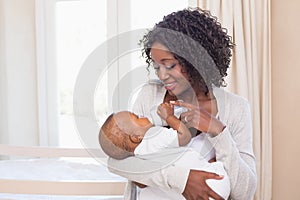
left=108, top=80, right=257, bottom=200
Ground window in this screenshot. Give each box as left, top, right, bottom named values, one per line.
left=37, top=0, right=190, bottom=148
left=56, top=0, right=107, bottom=147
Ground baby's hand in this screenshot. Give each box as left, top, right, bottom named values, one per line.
left=157, top=102, right=174, bottom=121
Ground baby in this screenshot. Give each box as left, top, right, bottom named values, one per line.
left=99, top=102, right=230, bottom=199
left=99, top=102, right=192, bottom=159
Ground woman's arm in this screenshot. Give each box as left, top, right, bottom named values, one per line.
left=207, top=101, right=257, bottom=199
left=108, top=148, right=190, bottom=194
left=108, top=148, right=223, bottom=200
left=108, top=148, right=224, bottom=200
left=171, top=96, right=257, bottom=199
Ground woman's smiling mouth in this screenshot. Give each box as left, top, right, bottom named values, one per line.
left=164, top=82, right=176, bottom=90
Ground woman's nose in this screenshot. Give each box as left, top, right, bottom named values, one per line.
left=157, top=67, right=170, bottom=81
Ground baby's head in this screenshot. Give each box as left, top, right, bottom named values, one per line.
left=99, top=111, right=152, bottom=159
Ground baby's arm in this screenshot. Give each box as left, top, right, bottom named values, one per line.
left=157, top=102, right=191, bottom=146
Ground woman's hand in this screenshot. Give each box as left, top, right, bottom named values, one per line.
left=183, top=170, right=224, bottom=200
left=171, top=101, right=225, bottom=136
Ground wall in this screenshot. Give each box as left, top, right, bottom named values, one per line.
left=272, top=0, right=300, bottom=199
left=0, top=0, right=39, bottom=145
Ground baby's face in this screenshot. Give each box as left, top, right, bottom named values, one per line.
left=114, top=111, right=152, bottom=136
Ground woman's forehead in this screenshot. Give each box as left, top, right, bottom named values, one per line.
left=150, top=46, right=176, bottom=63
left=151, top=42, right=169, bottom=51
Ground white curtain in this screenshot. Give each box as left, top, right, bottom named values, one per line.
left=0, top=0, right=40, bottom=146
left=197, top=0, right=272, bottom=199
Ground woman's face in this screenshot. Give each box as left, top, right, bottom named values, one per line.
left=150, top=42, right=193, bottom=98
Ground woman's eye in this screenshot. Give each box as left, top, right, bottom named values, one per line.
left=166, top=63, right=176, bottom=69
left=153, top=63, right=176, bottom=71
left=153, top=64, right=160, bottom=70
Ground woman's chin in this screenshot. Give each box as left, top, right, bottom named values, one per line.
left=167, top=90, right=182, bottom=100
left=167, top=90, right=176, bottom=96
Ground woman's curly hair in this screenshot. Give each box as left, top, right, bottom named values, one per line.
left=140, top=7, right=234, bottom=94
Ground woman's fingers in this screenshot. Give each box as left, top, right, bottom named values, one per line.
left=181, top=110, right=199, bottom=127
left=180, top=112, right=192, bottom=125
left=183, top=170, right=224, bottom=200
left=204, top=171, right=224, bottom=180
left=208, top=190, right=225, bottom=200
left=204, top=172, right=225, bottom=199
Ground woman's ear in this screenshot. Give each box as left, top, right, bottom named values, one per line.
left=129, top=134, right=143, bottom=144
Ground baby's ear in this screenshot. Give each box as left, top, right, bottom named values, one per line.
left=129, top=135, right=143, bottom=144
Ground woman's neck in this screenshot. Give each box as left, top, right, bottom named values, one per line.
left=164, top=88, right=216, bottom=105
left=178, top=89, right=215, bottom=103
left=182, top=90, right=217, bottom=113
left=176, top=87, right=198, bottom=103
left=197, top=91, right=215, bottom=102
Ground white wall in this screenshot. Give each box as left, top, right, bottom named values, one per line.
left=0, top=0, right=39, bottom=145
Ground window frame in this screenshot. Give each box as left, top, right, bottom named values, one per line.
left=35, top=0, right=128, bottom=146
left=35, top=0, right=195, bottom=146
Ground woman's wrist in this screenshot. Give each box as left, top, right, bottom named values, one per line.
left=209, top=121, right=226, bottom=137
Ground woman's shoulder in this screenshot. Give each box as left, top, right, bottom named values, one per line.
left=214, top=87, right=249, bottom=106
left=214, top=87, right=251, bottom=128
left=214, top=87, right=250, bottom=121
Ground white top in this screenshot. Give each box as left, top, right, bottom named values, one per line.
left=108, top=80, right=257, bottom=200
left=135, top=125, right=215, bottom=161
left=134, top=126, right=179, bottom=156
left=138, top=156, right=230, bottom=200
left=134, top=127, right=230, bottom=200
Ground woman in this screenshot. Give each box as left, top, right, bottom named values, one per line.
left=108, top=7, right=257, bottom=200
